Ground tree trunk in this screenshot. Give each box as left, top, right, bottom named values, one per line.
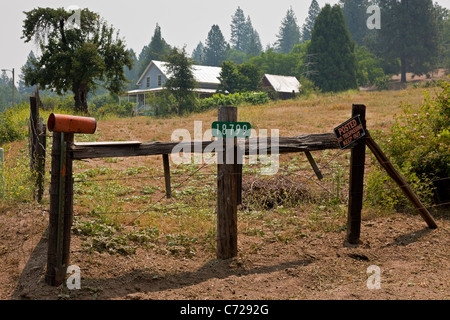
left=73, top=84, right=89, bottom=114
left=400, top=55, right=407, bottom=83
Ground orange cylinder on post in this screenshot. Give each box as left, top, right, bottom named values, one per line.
left=47, top=113, right=97, bottom=134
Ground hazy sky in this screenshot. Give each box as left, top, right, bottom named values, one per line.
left=1, top=0, right=449, bottom=82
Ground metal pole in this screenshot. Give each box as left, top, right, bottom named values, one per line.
left=0, top=148, right=4, bottom=197
left=12, top=68, right=15, bottom=108
left=1, top=68, right=15, bottom=108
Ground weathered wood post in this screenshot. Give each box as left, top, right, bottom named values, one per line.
left=217, top=106, right=238, bottom=259
left=346, top=104, right=366, bottom=244
left=163, top=154, right=171, bottom=199
left=62, top=133, right=74, bottom=281
left=46, top=132, right=74, bottom=286
left=36, top=122, right=47, bottom=203
left=366, top=135, right=437, bottom=229
left=29, top=87, right=47, bottom=202
left=29, top=92, right=39, bottom=172
left=46, top=113, right=95, bottom=286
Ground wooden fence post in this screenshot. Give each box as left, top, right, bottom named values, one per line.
left=29, top=87, right=46, bottom=202
left=29, top=94, right=38, bottom=172
left=46, top=131, right=61, bottom=286
left=36, top=122, right=46, bottom=203
left=163, top=154, right=171, bottom=199
left=346, top=104, right=366, bottom=244
left=46, top=132, right=74, bottom=286
left=217, top=106, right=238, bottom=259
left=62, top=133, right=74, bottom=278
left=366, top=135, right=437, bottom=229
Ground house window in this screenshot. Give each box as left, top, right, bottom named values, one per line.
left=157, top=75, right=162, bottom=87
left=146, top=76, right=150, bottom=88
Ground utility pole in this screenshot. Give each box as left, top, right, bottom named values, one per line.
left=1, top=68, right=15, bottom=108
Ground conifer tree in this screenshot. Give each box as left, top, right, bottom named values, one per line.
left=192, top=42, right=205, bottom=65
left=308, top=4, right=358, bottom=92
left=302, top=0, right=321, bottom=42
left=339, top=0, right=371, bottom=46
left=137, top=24, right=171, bottom=76
left=204, top=25, right=227, bottom=66
left=245, top=16, right=262, bottom=56
left=230, top=7, right=248, bottom=52
left=276, top=7, right=301, bottom=53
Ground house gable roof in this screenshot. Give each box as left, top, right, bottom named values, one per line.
left=136, top=60, right=221, bottom=86
left=263, top=74, right=301, bottom=93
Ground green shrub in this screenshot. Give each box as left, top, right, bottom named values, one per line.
left=374, top=75, right=391, bottom=91
left=199, top=92, right=269, bottom=110
left=0, top=103, right=29, bottom=144
left=386, top=80, right=449, bottom=179
left=366, top=78, right=449, bottom=210
left=94, top=102, right=134, bottom=118
left=298, top=76, right=320, bottom=97
left=0, top=144, right=34, bottom=203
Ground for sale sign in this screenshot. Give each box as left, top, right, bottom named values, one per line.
left=334, top=115, right=366, bottom=149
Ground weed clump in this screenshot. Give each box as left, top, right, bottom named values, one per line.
left=241, top=175, right=312, bottom=210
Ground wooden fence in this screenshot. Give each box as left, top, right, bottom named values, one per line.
left=42, top=104, right=437, bottom=286
left=29, top=87, right=47, bottom=203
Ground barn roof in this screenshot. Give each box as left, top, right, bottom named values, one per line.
left=263, top=74, right=301, bottom=93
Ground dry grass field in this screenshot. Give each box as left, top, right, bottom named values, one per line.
left=0, top=81, right=448, bottom=302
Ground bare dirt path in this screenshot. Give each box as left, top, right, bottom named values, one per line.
left=1, top=203, right=448, bottom=301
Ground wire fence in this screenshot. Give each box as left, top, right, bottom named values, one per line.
left=69, top=147, right=450, bottom=222
left=26, top=135, right=448, bottom=257
left=29, top=130, right=450, bottom=222
left=71, top=150, right=347, bottom=218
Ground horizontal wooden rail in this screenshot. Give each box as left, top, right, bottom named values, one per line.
left=70, top=133, right=341, bottom=160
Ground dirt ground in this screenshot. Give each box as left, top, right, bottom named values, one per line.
left=1, top=72, right=449, bottom=302
left=1, top=202, right=448, bottom=301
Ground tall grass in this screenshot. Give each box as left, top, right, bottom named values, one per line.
left=1, top=83, right=447, bottom=256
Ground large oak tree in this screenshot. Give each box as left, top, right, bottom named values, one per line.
left=22, top=7, right=133, bottom=114
left=377, top=0, right=439, bottom=83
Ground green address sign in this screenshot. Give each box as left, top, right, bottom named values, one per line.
left=212, top=121, right=252, bottom=138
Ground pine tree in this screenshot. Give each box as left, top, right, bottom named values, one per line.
left=308, top=4, right=358, bottom=92
left=204, top=25, right=227, bottom=66
left=246, top=28, right=263, bottom=57
left=19, top=50, right=37, bottom=96
left=302, top=0, right=321, bottom=42
left=230, top=7, right=248, bottom=52
left=192, top=42, right=205, bottom=65
left=123, top=49, right=139, bottom=91
left=377, top=0, right=439, bottom=83
left=137, top=24, right=171, bottom=76
left=276, top=7, right=301, bottom=53
left=339, top=0, right=371, bottom=46
left=245, top=16, right=262, bottom=56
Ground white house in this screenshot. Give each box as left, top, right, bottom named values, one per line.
left=121, top=60, right=303, bottom=113
left=121, top=60, right=222, bottom=113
